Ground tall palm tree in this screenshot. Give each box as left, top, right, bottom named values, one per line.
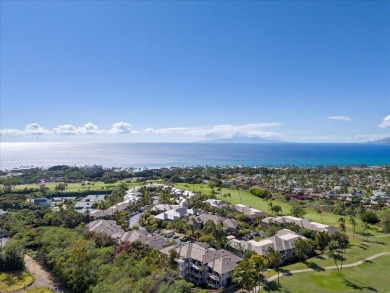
left=327, top=240, right=340, bottom=276
left=349, top=216, right=357, bottom=237
left=362, top=222, right=370, bottom=241
left=235, top=185, right=242, bottom=204
left=338, top=217, right=346, bottom=233
left=265, top=247, right=282, bottom=284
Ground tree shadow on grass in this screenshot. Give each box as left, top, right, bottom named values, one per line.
left=263, top=281, right=292, bottom=293
left=313, top=255, right=325, bottom=260
left=303, top=261, right=325, bottom=272
left=342, top=277, right=378, bottom=292
left=279, top=268, right=292, bottom=276
left=367, top=240, right=385, bottom=245
left=358, top=243, right=369, bottom=250
left=334, top=253, right=346, bottom=262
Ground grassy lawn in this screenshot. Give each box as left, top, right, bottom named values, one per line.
left=267, top=234, right=390, bottom=276
left=174, top=183, right=292, bottom=212
left=0, top=270, right=34, bottom=292
left=263, top=255, right=390, bottom=293
left=174, top=183, right=384, bottom=236
left=12, top=180, right=139, bottom=193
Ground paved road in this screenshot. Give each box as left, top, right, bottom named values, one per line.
left=12, top=255, right=69, bottom=293
left=0, top=237, right=9, bottom=247
left=253, top=252, right=390, bottom=292
left=129, top=212, right=143, bottom=228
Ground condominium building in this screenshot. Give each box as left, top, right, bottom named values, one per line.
left=160, top=242, right=242, bottom=289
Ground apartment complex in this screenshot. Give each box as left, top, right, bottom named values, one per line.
left=228, top=229, right=304, bottom=262
left=160, top=242, right=242, bottom=289
left=262, top=216, right=337, bottom=234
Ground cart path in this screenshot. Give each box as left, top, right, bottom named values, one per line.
left=12, top=255, right=69, bottom=293
left=255, top=252, right=390, bottom=292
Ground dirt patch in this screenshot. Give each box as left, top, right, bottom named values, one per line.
left=12, top=255, right=69, bottom=293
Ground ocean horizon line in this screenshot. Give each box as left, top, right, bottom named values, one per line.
left=0, top=141, right=379, bottom=145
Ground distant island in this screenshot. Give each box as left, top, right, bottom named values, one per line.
left=198, top=136, right=287, bottom=143
left=367, top=137, right=390, bottom=144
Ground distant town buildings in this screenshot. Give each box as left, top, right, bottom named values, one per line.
left=80, top=165, right=103, bottom=172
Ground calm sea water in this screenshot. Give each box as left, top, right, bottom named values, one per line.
left=0, top=142, right=389, bottom=170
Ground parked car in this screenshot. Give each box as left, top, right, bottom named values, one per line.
left=180, top=237, right=188, bottom=242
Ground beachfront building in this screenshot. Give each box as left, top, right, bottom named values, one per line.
left=160, top=242, right=242, bottom=289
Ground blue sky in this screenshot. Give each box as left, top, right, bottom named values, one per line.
left=1, top=0, right=389, bottom=142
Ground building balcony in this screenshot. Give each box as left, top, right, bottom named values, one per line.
left=191, top=263, right=201, bottom=270
left=206, top=279, right=220, bottom=288
left=191, top=271, right=203, bottom=278
left=208, top=274, right=220, bottom=281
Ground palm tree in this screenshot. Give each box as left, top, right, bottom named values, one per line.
left=349, top=216, right=357, bottom=237
left=334, top=232, right=349, bottom=274
left=265, top=247, right=282, bottom=284
left=362, top=222, right=370, bottom=241
left=338, top=217, right=346, bottom=233
left=236, top=185, right=243, bottom=204
left=250, top=254, right=267, bottom=292
left=233, top=259, right=256, bottom=292
left=317, top=204, right=324, bottom=223
left=327, top=240, right=340, bottom=276
left=227, top=192, right=232, bottom=204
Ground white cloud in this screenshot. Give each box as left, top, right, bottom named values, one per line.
left=143, top=127, right=198, bottom=134
left=0, top=121, right=282, bottom=140
left=378, top=115, right=390, bottom=128
left=1, top=122, right=117, bottom=136
left=107, top=122, right=132, bottom=134
left=300, top=135, right=337, bottom=141
left=142, top=122, right=283, bottom=139
left=53, top=123, right=103, bottom=135
left=0, top=128, right=22, bottom=136
left=53, top=124, right=79, bottom=135
left=81, top=123, right=100, bottom=134
left=327, top=116, right=352, bottom=122
left=355, top=133, right=390, bottom=141
left=25, top=123, right=50, bottom=135
left=0, top=123, right=50, bottom=136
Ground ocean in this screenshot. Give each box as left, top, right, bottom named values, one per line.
left=0, top=142, right=389, bottom=170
